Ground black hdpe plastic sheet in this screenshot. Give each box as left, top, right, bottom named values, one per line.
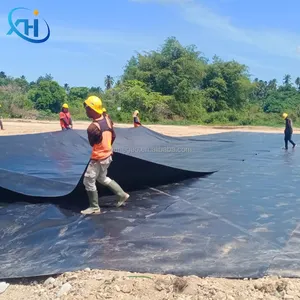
left=1, top=127, right=300, bottom=279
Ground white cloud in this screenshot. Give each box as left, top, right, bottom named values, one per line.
left=131, top=0, right=300, bottom=60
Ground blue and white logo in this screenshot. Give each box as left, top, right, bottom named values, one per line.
left=7, top=7, right=50, bottom=43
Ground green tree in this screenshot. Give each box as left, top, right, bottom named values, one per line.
left=268, top=79, right=277, bottom=91
left=295, top=77, right=300, bottom=91
left=202, top=58, right=252, bottom=109
left=4, top=36, right=300, bottom=125
left=28, top=80, right=67, bottom=113
left=36, top=73, right=53, bottom=84
left=89, top=86, right=103, bottom=96
left=283, top=74, right=292, bottom=87
left=14, top=76, right=29, bottom=92
left=252, top=80, right=268, bottom=100
left=122, top=37, right=206, bottom=97
left=122, top=56, right=139, bottom=82
left=64, top=83, right=70, bottom=94
left=68, top=87, right=89, bottom=103
left=104, top=75, right=114, bottom=90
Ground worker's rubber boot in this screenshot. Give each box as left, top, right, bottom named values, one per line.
left=81, top=190, right=101, bottom=215
left=107, top=180, right=130, bottom=207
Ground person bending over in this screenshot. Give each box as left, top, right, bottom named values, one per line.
left=133, top=110, right=141, bottom=127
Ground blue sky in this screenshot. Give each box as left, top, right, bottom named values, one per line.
left=1, top=0, right=300, bottom=88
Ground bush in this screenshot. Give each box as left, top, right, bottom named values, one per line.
left=238, top=118, right=254, bottom=125
left=226, top=110, right=239, bottom=122
left=203, top=111, right=229, bottom=124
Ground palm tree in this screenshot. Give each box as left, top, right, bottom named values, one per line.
left=104, top=75, right=114, bottom=90
left=89, top=86, right=103, bottom=94
left=256, top=80, right=268, bottom=99
left=283, top=74, right=292, bottom=86
left=64, top=83, right=70, bottom=94
left=295, top=77, right=300, bottom=91
left=268, top=79, right=277, bottom=91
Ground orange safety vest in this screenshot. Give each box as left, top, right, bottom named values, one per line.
left=59, top=111, right=71, bottom=128
left=90, top=115, right=114, bottom=161
left=134, top=116, right=141, bottom=127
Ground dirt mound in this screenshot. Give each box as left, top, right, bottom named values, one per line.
left=1, top=270, right=300, bottom=300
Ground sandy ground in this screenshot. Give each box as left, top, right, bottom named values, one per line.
left=0, top=118, right=295, bottom=137
left=1, top=119, right=299, bottom=300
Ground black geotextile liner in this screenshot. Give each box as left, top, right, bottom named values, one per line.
left=1, top=127, right=300, bottom=279
left=0, top=127, right=212, bottom=208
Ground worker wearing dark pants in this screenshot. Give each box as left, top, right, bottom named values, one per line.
left=282, top=113, right=296, bottom=150
left=0, top=103, right=3, bottom=130
left=285, top=133, right=296, bottom=149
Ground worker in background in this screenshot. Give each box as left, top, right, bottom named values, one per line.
left=282, top=112, right=296, bottom=150
left=59, top=103, right=73, bottom=130
left=133, top=110, right=141, bottom=127
left=0, top=104, right=3, bottom=130
left=81, top=95, right=129, bottom=215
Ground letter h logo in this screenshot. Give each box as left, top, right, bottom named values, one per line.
left=7, top=18, right=39, bottom=37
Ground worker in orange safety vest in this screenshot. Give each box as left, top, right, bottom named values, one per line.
left=81, top=96, right=129, bottom=215
left=59, top=103, right=73, bottom=130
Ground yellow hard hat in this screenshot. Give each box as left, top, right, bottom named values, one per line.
left=62, top=103, right=69, bottom=109
left=282, top=112, right=288, bottom=119
left=134, top=110, right=139, bottom=114
left=84, top=96, right=103, bottom=114
left=103, top=107, right=107, bottom=113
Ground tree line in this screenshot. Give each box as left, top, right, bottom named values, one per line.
left=1, top=36, right=300, bottom=126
